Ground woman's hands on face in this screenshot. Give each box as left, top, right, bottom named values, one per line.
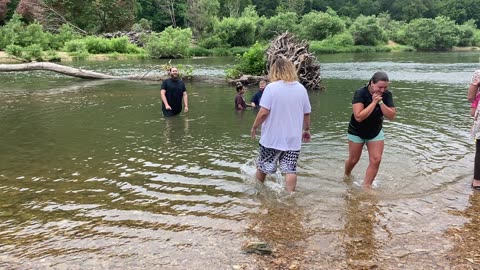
left=372, top=92, right=383, bottom=103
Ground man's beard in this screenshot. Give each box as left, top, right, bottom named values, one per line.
left=170, top=74, right=179, bottom=79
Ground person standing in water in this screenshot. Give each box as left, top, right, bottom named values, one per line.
left=160, top=67, right=189, bottom=117
left=250, top=57, right=311, bottom=193
left=250, top=80, right=267, bottom=107
left=344, top=71, right=396, bottom=187
left=468, top=69, right=480, bottom=189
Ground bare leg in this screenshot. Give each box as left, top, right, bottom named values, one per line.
left=345, top=141, right=364, bottom=176
left=285, top=173, right=297, bottom=193
left=256, top=169, right=266, bottom=183
left=363, top=140, right=384, bottom=187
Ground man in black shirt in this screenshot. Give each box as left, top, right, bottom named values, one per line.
left=250, top=80, right=267, bottom=107
left=160, top=67, right=189, bottom=117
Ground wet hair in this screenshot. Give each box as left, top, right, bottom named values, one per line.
left=235, top=81, right=244, bottom=92
left=269, top=57, right=298, bottom=82
left=368, top=71, right=389, bottom=85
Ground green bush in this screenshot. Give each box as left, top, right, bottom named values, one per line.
left=231, top=42, right=266, bottom=76
left=261, top=12, right=299, bottom=40
left=64, top=39, right=88, bottom=53
left=84, top=36, right=112, bottom=53
left=18, top=23, right=50, bottom=49
left=188, top=46, right=212, bottom=56
left=317, top=32, right=354, bottom=47
left=457, top=20, right=476, bottom=47
left=210, top=47, right=231, bottom=56
left=23, top=44, right=44, bottom=61
left=44, top=50, right=61, bottom=62
left=214, top=17, right=256, bottom=47
left=473, top=30, right=480, bottom=47
left=198, top=35, right=225, bottom=49
left=144, top=27, right=192, bottom=58
left=131, top=18, right=152, bottom=32
left=350, top=15, right=387, bottom=46
left=401, top=16, right=460, bottom=50
left=49, top=24, right=81, bottom=50
left=0, top=13, right=23, bottom=49
left=111, top=37, right=129, bottom=53
left=5, top=44, right=23, bottom=58
left=126, top=43, right=143, bottom=54
left=299, top=9, right=346, bottom=41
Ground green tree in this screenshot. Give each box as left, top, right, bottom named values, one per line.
left=261, top=12, right=298, bottom=40
left=401, top=16, right=460, bottom=50
left=92, top=0, right=136, bottom=32
left=299, top=9, right=345, bottom=40
left=349, top=15, right=387, bottom=46
left=437, top=0, right=480, bottom=27
left=276, top=0, right=304, bottom=15
left=144, top=26, right=192, bottom=58
left=186, top=0, right=219, bottom=37
left=214, top=16, right=256, bottom=47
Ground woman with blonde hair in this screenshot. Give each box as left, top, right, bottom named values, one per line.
left=250, top=57, right=312, bottom=192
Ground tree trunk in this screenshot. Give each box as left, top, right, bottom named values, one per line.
left=0, top=62, right=232, bottom=84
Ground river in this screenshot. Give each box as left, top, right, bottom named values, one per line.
left=0, top=52, right=479, bottom=269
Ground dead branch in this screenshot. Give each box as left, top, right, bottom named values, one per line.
left=266, top=32, right=324, bottom=91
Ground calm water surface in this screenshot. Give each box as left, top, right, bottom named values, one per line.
left=0, top=52, right=479, bottom=269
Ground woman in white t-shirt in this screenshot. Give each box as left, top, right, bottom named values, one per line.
left=250, top=57, right=312, bottom=192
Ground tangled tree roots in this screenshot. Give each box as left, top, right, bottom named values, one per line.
left=266, top=32, right=324, bottom=91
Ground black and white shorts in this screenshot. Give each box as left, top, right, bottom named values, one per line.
left=256, top=144, right=300, bottom=174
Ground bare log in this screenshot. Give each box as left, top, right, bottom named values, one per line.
left=0, top=62, right=231, bottom=84
left=0, top=62, right=118, bottom=79
left=266, top=32, right=324, bottom=91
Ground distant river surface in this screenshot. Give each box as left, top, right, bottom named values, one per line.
left=1, top=52, right=479, bottom=269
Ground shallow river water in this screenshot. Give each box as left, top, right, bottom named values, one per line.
left=0, top=52, right=480, bottom=269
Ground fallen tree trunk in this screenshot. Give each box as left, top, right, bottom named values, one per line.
left=0, top=62, right=274, bottom=86
left=0, top=62, right=119, bottom=79
left=0, top=62, right=235, bottom=84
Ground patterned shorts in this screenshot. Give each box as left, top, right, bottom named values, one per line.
left=256, top=144, right=300, bottom=174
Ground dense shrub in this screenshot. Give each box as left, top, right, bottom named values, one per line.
left=0, top=13, right=23, bottom=49
left=261, top=12, right=299, bottom=40
left=198, top=35, right=226, bottom=49
left=214, top=17, right=256, bottom=47
left=457, top=20, right=477, bottom=46
left=349, top=15, right=387, bottom=46
left=299, top=9, right=345, bottom=40
left=144, top=26, right=192, bottom=58
left=400, top=16, right=460, bottom=50
left=64, top=39, right=88, bottom=53
left=229, top=42, right=266, bottom=77
left=316, top=32, right=354, bottom=47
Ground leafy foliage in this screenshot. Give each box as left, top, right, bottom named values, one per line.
left=349, top=15, right=387, bottom=46
left=400, top=16, right=460, bottom=50
left=261, top=12, right=299, bottom=40
left=227, top=42, right=266, bottom=78
left=144, top=26, right=192, bottom=58
left=299, top=9, right=345, bottom=40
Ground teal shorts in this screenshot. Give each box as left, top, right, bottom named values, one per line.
left=347, top=129, right=384, bottom=144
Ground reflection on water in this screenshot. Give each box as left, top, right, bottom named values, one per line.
left=0, top=52, right=479, bottom=268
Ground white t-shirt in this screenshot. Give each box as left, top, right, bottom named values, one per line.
left=259, top=80, right=311, bottom=151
